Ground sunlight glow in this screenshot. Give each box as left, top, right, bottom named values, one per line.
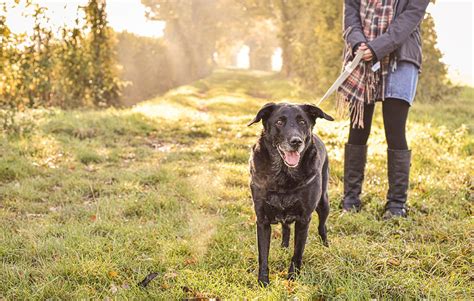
left=271, top=47, right=283, bottom=72
left=428, top=0, right=473, bottom=85
left=132, top=102, right=210, bottom=121
left=3, top=0, right=472, bottom=84
left=4, top=0, right=165, bottom=38
left=236, top=45, right=250, bottom=69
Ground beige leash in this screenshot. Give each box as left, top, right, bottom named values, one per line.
left=316, top=51, right=365, bottom=106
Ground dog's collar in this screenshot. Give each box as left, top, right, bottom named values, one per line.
left=252, top=173, right=318, bottom=193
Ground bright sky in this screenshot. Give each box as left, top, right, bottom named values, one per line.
left=4, top=0, right=165, bottom=37
left=428, top=0, right=473, bottom=86
left=4, top=0, right=473, bottom=86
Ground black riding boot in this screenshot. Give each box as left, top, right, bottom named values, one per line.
left=383, top=149, right=411, bottom=219
left=342, top=144, right=367, bottom=212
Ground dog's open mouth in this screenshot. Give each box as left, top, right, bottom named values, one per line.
left=277, top=146, right=301, bottom=168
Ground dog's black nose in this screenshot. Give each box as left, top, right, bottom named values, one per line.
left=289, top=137, right=303, bottom=147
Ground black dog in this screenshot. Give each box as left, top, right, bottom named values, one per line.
left=248, top=102, right=333, bottom=286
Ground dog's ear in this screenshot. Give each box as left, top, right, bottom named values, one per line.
left=247, top=102, right=277, bottom=126
left=300, top=104, right=334, bottom=122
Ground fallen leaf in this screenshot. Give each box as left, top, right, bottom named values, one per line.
left=272, top=230, right=282, bottom=239
left=138, top=272, right=159, bottom=288
left=26, top=213, right=44, bottom=218
left=164, top=271, right=178, bottom=279
left=49, top=206, right=60, bottom=212
left=184, top=257, right=197, bottom=265
left=182, top=286, right=193, bottom=293
left=283, top=280, right=296, bottom=293
left=85, top=165, right=97, bottom=172
left=121, top=283, right=130, bottom=290
left=387, top=258, right=401, bottom=266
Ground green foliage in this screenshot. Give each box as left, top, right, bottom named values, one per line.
left=141, top=0, right=257, bottom=82
left=0, top=70, right=472, bottom=298
left=289, top=0, right=343, bottom=91
left=417, top=14, right=460, bottom=102
left=1, top=0, right=458, bottom=127
left=238, top=0, right=343, bottom=83
left=22, top=5, right=55, bottom=108
left=1, top=3, right=55, bottom=113
left=0, top=2, right=24, bottom=131
left=116, top=31, right=174, bottom=105
left=84, top=0, right=122, bottom=107
left=237, top=0, right=297, bottom=76
left=54, top=18, right=89, bottom=108
left=241, top=1, right=457, bottom=102
left=141, top=0, right=218, bottom=83
left=0, top=0, right=123, bottom=128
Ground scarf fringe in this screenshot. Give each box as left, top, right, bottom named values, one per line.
left=336, top=92, right=350, bottom=120
left=336, top=91, right=365, bottom=129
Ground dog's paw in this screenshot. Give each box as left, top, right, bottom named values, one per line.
left=287, top=272, right=296, bottom=281
left=258, top=276, right=270, bottom=287
left=287, top=261, right=301, bottom=281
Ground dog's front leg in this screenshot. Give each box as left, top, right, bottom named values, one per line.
left=288, top=220, right=310, bottom=280
left=256, top=221, right=271, bottom=286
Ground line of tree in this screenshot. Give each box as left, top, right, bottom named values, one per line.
left=1, top=0, right=458, bottom=132
left=116, top=31, right=174, bottom=106
left=142, top=0, right=457, bottom=101
left=0, top=0, right=122, bottom=129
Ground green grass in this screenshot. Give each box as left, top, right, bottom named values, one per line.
left=1, top=69, right=472, bottom=299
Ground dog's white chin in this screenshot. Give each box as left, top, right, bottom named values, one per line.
left=277, top=146, right=301, bottom=168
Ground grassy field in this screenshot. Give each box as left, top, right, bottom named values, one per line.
left=0, top=69, right=472, bottom=299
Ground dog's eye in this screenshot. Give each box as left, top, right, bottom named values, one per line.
left=299, top=120, right=306, bottom=125
left=276, top=120, right=284, bottom=126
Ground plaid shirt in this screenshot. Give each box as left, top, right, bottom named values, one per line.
left=338, top=0, right=396, bottom=128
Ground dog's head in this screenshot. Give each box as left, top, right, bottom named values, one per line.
left=248, top=102, right=333, bottom=168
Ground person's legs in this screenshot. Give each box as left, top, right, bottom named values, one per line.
left=348, top=103, right=375, bottom=145
left=382, top=98, right=411, bottom=218
left=382, top=98, right=409, bottom=150
left=342, top=103, right=375, bottom=212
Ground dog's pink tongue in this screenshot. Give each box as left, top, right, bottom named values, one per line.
left=284, top=151, right=300, bottom=166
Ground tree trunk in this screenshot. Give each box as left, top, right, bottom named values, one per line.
left=249, top=44, right=273, bottom=71
left=279, top=0, right=293, bottom=77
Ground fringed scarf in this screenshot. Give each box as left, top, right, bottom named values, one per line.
left=337, top=0, right=396, bottom=128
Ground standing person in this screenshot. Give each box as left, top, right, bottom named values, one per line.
left=338, top=0, right=430, bottom=219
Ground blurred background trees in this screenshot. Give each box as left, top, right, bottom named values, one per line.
left=1, top=0, right=122, bottom=116
left=84, top=0, right=122, bottom=107
left=417, top=14, right=460, bottom=102
left=0, top=0, right=457, bottom=129
left=116, top=31, right=173, bottom=105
